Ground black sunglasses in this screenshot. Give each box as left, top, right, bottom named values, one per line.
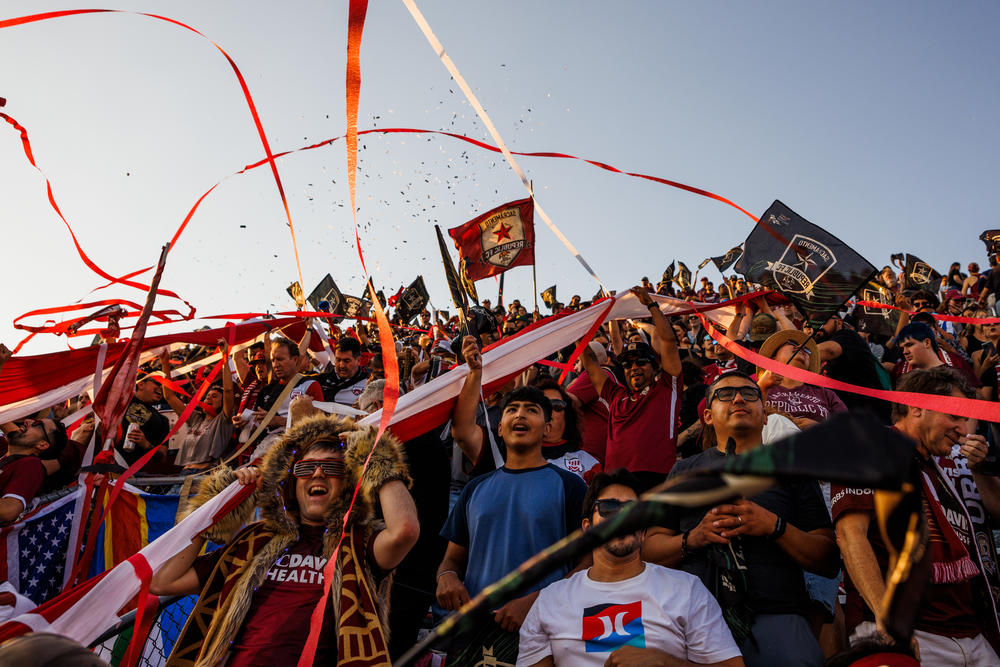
left=292, top=458, right=346, bottom=479
left=913, top=301, right=930, bottom=308
left=620, top=358, right=651, bottom=369
left=708, top=385, right=762, bottom=406
left=594, top=498, right=630, bottom=518
left=549, top=399, right=567, bottom=412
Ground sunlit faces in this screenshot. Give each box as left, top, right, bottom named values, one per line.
left=541, top=388, right=567, bottom=443
left=134, top=377, right=163, bottom=403
left=583, top=484, right=641, bottom=558
left=911, top=389, right=970, bottom=458
left=774, top=342, right=811, bottom=370
left=203, top=387, right=224, bottom=411
left=270, top=343, right=298, bottom=382
left=620, top=357, right=655, bottom=392
left=334, top=349, right=360, bottom=379
left=294, top=449, right=346, bottom=526
left=498, top=400, right=550, bottom=448
left=900, top=337, right=938, bottom=369
left=704, top=376, right=765, bottom=436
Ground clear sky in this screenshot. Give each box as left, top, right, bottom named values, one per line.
left=2, top=1, right=998, bottom=353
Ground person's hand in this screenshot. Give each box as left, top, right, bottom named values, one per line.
left=126, top=427, right=152, bottom=450
left=435, top=572, right=470, bottom=610
left=461, top=335, right=482, bottom=371
left=712, top=499, right=778, bottom=539
left=757, top=370, right=783, bottom=391
left=252, top=407, right=267, bottom=425
left=960, top=433, right=989, bottom=468
left=894, top=293, right=912, bottom=310
left=232, top=414, right=247, bottom=429
left=981, top=351, right=1000, bottom=370
left=493, top=593, right=536, bottom=632
left=235, top=465, right=260, bottom=486
left=70, top=418, right=95, bottom=444
left=0, top=343, right=11, bottom=367
left=790, top=416, right=820, bottom=430
left=159, top=348, right=172, bottom=375
left=604, top=646, right=674, bottom=667
left=631, top=285, right=653, bottom=307
left=686, top=509, right=732, bottom=549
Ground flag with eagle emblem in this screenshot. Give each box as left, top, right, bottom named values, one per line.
left=448, top=198, right=535, bottom=281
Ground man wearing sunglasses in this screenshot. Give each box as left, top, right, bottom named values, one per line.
left=0, top=418, right=67, bottom=523
left=643, top=370, right=837, bottom=666
left=151, top=415, right=418, bottom=665
left=518, top=470, right=743, bottom=666
left=580, top=286, right=682, bottom=492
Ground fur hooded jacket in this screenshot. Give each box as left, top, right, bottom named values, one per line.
left=167, top=414, right=411, bottom=667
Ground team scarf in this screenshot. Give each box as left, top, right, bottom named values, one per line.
left=920, top=458, right=978, bottom=584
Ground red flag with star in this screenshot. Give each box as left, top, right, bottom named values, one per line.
left=447, top=197, right=535, bottom=281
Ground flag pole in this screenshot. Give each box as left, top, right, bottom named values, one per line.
left=498, top=272, right=505, bottom=308
left=529, top=180, right=539, bottom=313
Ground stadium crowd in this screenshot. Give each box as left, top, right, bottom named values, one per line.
left=1, top=253, right=1000, bottom=667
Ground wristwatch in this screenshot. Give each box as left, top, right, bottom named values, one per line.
left=769, top=516, right=787, bottom=540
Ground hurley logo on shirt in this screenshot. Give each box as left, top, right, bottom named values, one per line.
left=264, top=553, right=328, bottom=584
left=582, top=601, right=645, bottom=653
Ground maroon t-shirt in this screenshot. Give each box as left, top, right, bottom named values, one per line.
left=0, top=455, right=46, bottom=518
left=765, top=384, right=847, bottom=422
left=567, top=367, right=616, bottom=466
left=600, top=372, right=681, bottom=474
left=830, top=459, right=981, bottom=639
left=193, top=524, right=384, bottom=665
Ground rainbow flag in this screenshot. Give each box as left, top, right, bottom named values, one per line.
left=88, top=486, right=181, bottom=578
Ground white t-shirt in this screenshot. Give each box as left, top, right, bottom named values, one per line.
left=517, top=564, right=740, bottom=666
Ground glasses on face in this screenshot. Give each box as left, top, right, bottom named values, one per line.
left=709, top=385, right=762, bottom=406
left=620, top=358, right=651, bottom=369
left=594, top=498, right=630, bottom=518
left=292, top=458, right=346, bottom=479
left=549, top=399, right=567, bottom=412
left=913, top=302, right=930, bottom=309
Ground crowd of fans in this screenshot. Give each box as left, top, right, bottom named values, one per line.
left=1, top=251, right=1000, bottom=666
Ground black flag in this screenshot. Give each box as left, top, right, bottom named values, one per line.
left=540, top=285, right=558, bottom=310
left=662, top=261, right=675, bottom=284
left=734, top=200, right=876, bottom=328
left=306, top=274, right=346, bottom=315
left=981, top=230, right=1000, bottom=256
left=711, top=246, right=743, bottom=273
left=396, top=276, right=430, bottom=323
left=903, top=253, right=942, bottom=292
left=459, top=259, right=480, bottom=305
left=435, top=225, right=470, bottom=316
left=855, top=279, right=900, bottom=337
left=674, top=262, right=692, bottom=292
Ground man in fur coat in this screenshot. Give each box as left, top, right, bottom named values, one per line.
left=150, top=412, right=419, bottom=666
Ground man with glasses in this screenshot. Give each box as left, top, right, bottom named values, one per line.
left=642, top=370, right=838, bottom=666
left=151, top=414, right=418, bottom=665
left=580, top=286, right=682, bottom=491
left=0, top=418, right=68, bottom=523
left=518, top=469, right=743, bottom=666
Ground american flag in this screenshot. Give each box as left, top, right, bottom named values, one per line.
left=1, top=488, right=83, bottom=607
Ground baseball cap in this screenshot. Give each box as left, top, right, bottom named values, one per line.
left=748, top=313, right=778, bottom=343
left=620, top=341, right=658, bottom=365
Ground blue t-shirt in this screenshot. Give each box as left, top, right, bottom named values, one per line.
left=441, top=463, right=587, bottom=598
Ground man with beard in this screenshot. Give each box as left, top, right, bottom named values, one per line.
left=517, top=470, right=743, bottom=667
left=580, top=286, right=681, bottom=490
left=0, top=418, right=67, bottom=523
left=813, top=314, right=891, bottom=422
left=643, top=371, right=838, bottom=666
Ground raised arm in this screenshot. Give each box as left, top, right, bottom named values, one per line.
left=632, top=286, right=680, bottom=377
left=580, top=338, right=609, bottom=397
left=158, top=349, right=187, bottom=417
left=451, top=335, right=485, bottom=465
left=371, top=479, right=420, bottom=570
left=221, top=342, right=235, bottom=419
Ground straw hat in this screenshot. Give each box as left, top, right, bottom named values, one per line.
left=757, top=329, right=820, bottom=375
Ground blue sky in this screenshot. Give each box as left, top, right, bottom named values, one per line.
left=2, top=1, right=998, bottom=352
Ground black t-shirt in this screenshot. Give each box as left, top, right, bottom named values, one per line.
left=823, top=328, right=891, bottom=422
left=664, top=447, right=833, bottom=617
left=983, top=268, right=1000, bottom=297
left=394, top=430, right=451, bottom=582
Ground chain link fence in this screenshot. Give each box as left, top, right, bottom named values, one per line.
left=90, top=595, right=195, bottom=667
